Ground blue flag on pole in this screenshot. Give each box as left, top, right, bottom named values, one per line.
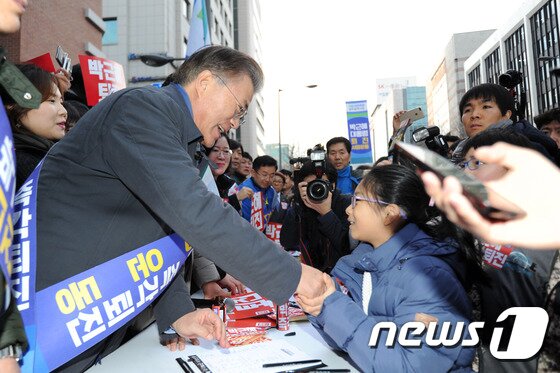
left=186, top=0, right=211, bottom=58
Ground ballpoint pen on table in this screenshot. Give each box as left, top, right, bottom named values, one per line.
left=262, top=359, right=323, bottom=368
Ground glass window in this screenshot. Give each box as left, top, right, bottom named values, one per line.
left=102, top=18, right=118, bottom=45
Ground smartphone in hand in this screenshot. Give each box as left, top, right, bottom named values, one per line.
left=55, top=45, right=72, bottom=73
left=394, top=141, right=525, bottom=221
left=398, top=107, right=424, bottom=126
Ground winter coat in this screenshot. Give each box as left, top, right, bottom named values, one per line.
left=309, top=223, right=474, bottom=373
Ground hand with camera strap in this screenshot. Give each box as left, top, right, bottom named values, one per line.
left=298, top=180, right=333, bottom=216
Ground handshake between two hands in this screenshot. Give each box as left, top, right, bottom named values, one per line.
left=294, top=264, right=336, bottom=317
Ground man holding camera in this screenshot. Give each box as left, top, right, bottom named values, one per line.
left=280, top=157, right=351, bottom=272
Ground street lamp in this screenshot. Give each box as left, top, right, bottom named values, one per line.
left=277, top=84, right=318, bottom=169
left=138, top=54, right=187, bottom=69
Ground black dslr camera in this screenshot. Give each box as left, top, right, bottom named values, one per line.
left=498, top=69, right=526, bottom=121
left=305, top=146, right=332, bottom=202
left=411, top=126, right=449, bottom=157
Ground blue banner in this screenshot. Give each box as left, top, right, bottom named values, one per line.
left=11, top=164, right=193, bottom=372
left=0, top=99, right=16, bottom=312
left=346, top=100, right=373, bottom=164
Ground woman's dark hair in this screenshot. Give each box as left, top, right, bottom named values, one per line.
left=461, top=127, right=534, bottom=158
left=459, top=83, right=515, bottom=117
left=273, top=172, right=286, bottom=183
left=204, top=133, right=228, bottom=156
left=361, top=164, right=483, bottom=288
left=1, top=64, right=58, bottom=132
left=63, top=100, right=90, bottom=131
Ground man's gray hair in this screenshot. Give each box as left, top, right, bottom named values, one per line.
left=173, top=45, right=264, bottom=92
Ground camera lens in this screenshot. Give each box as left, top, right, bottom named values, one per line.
left=307, top=179, right=329, bottom=201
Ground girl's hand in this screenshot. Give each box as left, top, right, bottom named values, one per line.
left=295, top=273, right=336, bottom=316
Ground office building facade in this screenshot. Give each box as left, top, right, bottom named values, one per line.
left=465, top=0, right=560, bottom=122
left=0, top=0, right=104, bottom=63
left=427, top=30, right=495, bottom=136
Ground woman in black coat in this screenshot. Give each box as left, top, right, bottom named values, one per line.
left=2, top=64, right=67, bottom=189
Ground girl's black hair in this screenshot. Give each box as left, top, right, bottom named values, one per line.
left=361, top=164, right=484, bottom=288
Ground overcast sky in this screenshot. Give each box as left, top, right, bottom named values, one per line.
left=260, top=0, right=528, bottom=156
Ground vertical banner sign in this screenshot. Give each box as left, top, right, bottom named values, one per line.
left=79, top=55, right=126, bottom=106
left=346, top=100, right=373, bottom=164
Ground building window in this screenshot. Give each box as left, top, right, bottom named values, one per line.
left=531, top=0, right=560, bottom=113
left=505, top=25, right=532, bottom=120
left=484, top=48, right=501, bottom=84
left=102, top=17, right=118, bottom=45
left=182, top=0, right=193, bottom=19
left=183, top=36, right=188, bottom=57
left=468, top=65, right=481, bottom=89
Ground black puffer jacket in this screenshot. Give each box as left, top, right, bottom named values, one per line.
left=13, top=132, right=53, bottom=190
left=280, top=189, right=351, bottom=272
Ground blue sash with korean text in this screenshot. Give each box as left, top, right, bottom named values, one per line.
left=0, top=101, right=16, bottom=313
left=11, top=163, right=203, bottom=372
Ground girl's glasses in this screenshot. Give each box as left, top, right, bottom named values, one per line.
left=458, top=157, right=485, bottom=171
left=351, top=194, right=408, bottom=219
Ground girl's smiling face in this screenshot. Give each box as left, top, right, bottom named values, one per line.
left=346, top=183, right=388, bottom=247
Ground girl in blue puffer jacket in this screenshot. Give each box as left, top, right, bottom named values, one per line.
left=298, top=165, right=482, bottom=373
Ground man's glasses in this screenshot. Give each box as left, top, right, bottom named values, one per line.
left=351, top=194, right=407, bottom=219
left=458, top=157, right=485, bottom=171
left=210, top=147, right=232, bottom=157
left=213, top=74, right=247, bottom=126
left=255, top=170, right=274, bottom=180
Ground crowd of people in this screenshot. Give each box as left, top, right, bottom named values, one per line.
left=1, top=1, right=560, bottom=373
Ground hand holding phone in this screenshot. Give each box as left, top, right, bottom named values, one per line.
left=55, top=46, right=72, bottom=74
left=394, top=141, right=525, bottom=221
left=397, top=107, right=424, bottom=126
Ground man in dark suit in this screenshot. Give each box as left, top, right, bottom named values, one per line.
left=33, top=46, right=324, bottom=371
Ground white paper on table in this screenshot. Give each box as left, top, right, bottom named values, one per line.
left=185, top=339, right=320, bottom=373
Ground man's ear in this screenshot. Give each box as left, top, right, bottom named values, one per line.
left=383, top=204, right=402, bottom=226
left=195, top=70, right=213, bottom=96
left=504, top=109, right=512, bottom=120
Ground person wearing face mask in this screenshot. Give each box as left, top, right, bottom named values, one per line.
left=452, top=83, right=558, bottom=165
left=2, top=64, right=67, bottom=189
left=458, top=127, right=559, bottom=373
